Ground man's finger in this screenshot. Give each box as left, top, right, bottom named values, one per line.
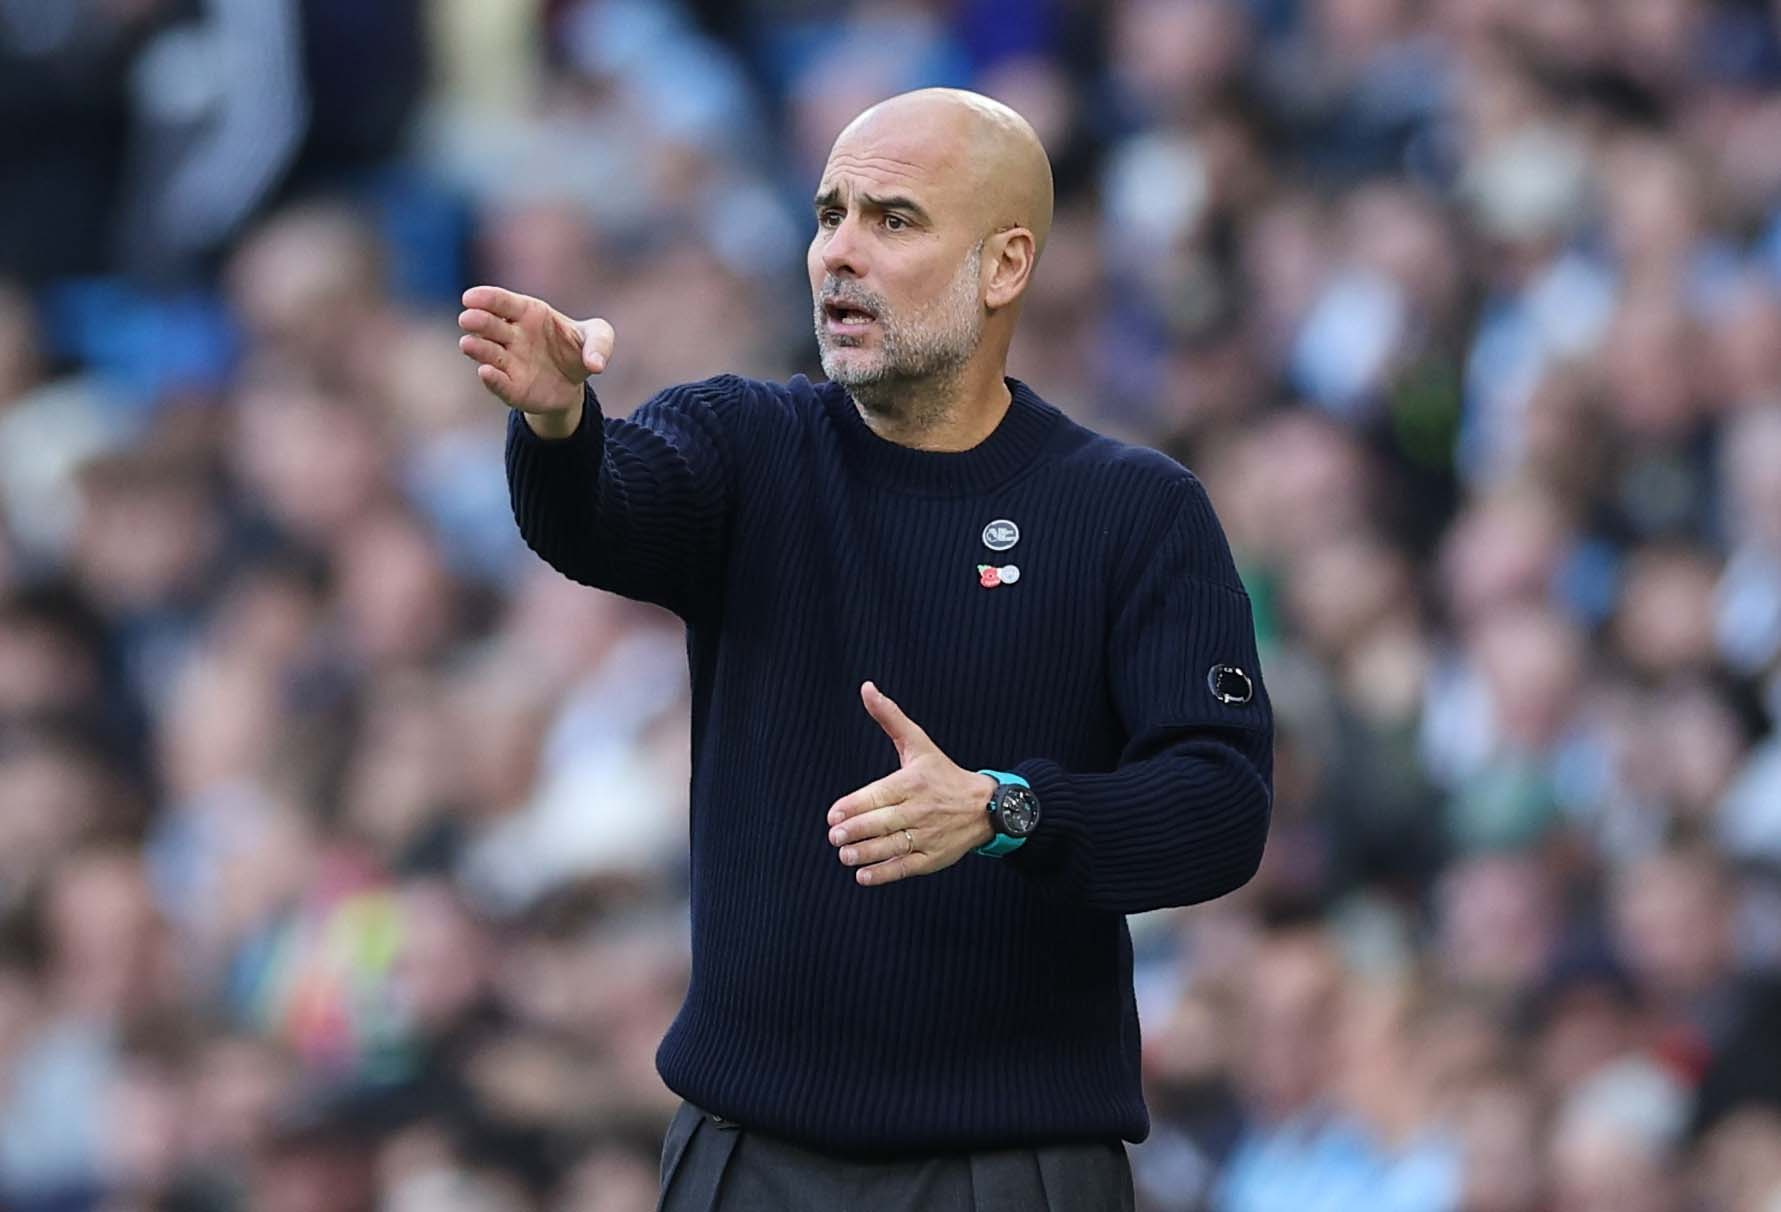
left=828, top=801, right=923, bottom=847
left=827, top=769, right=917, bottom=829
left=462, top=285, right=528, bottom=322
left=458, top=334, right=507, bottom=369
left=475, top=363, right=514, bottom=398
left=856, top=853, right=928, bottom=887
left=834, top=823, right=920, bottom=869
left=459, top=308, right=517, bottom=345
left=861, top=681, right=933, bottom=761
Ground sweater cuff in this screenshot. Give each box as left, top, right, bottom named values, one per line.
left=1002, top=757, right=1076, bottom=879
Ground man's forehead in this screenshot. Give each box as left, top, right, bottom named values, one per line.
left=818, top=121, right=967, bottom=198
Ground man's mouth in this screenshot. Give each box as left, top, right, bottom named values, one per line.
left=823, top=300, right=879, bottom=328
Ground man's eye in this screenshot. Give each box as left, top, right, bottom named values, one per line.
left=884, top=214, right=907, bottom=231
left=818, top=210, right=842, bottom=228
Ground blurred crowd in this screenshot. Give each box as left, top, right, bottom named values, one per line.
left=4, top=0, right=1781, bottom=1209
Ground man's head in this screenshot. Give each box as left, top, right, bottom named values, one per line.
left=809, top=89, right=1054, bottom=407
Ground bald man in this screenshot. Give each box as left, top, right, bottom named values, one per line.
left=461, top=89, right=1272, bottom=1211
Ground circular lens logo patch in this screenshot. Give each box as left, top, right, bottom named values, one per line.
left=1208, top=664, right=1254, bottom=705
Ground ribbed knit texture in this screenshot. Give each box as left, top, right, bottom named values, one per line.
left=506, top=373, right=1273, bottom=1158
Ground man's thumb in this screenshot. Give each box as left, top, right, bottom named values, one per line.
left=863, top=681, right=931, bottom=761
left=578, top=317, right=616, bottom=374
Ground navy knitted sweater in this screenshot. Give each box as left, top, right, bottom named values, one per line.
left=505, top=373, right=1272, bottom=1157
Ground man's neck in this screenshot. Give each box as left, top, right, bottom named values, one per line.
left=850, top=364, right=1013, bottom=452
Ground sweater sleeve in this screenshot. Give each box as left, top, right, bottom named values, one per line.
left=505, top=375, right=739, bottom=622
left=1004, top=477, right=1273, bottom=913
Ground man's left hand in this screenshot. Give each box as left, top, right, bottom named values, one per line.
left=826, top=681, right=999, bottom=886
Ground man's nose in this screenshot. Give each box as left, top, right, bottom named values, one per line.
left=821, top=216, right=868, bottom=279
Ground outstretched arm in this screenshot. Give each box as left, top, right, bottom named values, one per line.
left=464, top=286, right=736, bottom=622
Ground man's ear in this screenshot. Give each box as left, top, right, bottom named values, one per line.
left=982, top=227, right=1036, bottom=311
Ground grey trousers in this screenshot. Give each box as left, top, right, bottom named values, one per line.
left=656, top=1101, right=1137, bottom=1212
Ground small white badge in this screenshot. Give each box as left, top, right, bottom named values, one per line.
left=982, top=519, right=1019, bottom=552
left=998, top=564, right=1020, bottom=584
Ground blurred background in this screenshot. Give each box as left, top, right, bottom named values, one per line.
left=3, top=0, right=1781, bottom=1209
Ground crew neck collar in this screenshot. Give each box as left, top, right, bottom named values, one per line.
left=820, top=376, right=1064, bottom=497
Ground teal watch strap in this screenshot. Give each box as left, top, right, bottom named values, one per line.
left=974, top=769, right=1031, bottom=858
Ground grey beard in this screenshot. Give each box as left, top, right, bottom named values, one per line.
left=832, top=349, right=966, bottom=425
left=814, top=243, right=985, bottom=420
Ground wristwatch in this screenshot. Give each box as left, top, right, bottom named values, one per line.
left=974, top=769, right=1040, bottom=857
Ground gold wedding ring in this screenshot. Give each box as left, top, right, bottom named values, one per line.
left=903, top=828, right=915, bottom=855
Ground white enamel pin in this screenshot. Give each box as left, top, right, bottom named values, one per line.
left=982, top=519, right=1019, bottom=551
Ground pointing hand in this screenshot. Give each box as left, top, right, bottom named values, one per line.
left=458, top=285, right=615, bottom=437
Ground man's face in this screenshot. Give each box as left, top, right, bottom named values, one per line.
left=808, top=126, right=988, bottom=391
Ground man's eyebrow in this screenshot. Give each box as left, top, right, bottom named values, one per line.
left=811, top=188, right=932, bottom=224
left=861, top=193, right=931, bottom=223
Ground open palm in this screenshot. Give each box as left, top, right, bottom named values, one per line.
left=457, top=286, right=616, bottom=418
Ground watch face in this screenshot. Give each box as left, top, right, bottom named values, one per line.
left=998, top=787, right=1039, bottom=837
